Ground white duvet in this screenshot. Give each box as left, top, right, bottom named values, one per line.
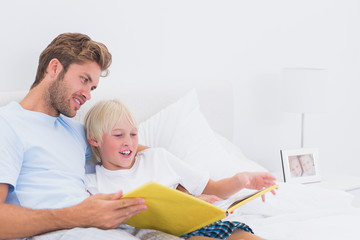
left=223, top=183, right=360, bottom=240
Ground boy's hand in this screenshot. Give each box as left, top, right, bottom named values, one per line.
left=241, top=172, right=277, bottom=202
left=197, top=194, right=223, bottom=204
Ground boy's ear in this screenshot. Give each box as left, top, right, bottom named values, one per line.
left=88, top=138, right=99, bottom=147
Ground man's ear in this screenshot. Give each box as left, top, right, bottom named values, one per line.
left=88, top=138, right=99, bottom=147
left=48, top=58, right=63, bottom=78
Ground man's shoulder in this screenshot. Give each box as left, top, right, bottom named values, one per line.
left=0, top=102, right=21, bottom=125
left=0, top=101, right=20, bottom=114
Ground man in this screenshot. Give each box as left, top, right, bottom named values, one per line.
left=0, top=33, right=180, bottom=240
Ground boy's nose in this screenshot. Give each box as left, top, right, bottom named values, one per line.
left=123, top=136, right=132, bottom=146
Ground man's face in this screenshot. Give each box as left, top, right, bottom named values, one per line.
left=48, top=61, right=101, bottom=117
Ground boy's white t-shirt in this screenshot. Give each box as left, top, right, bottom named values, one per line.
left=85, top=148, right=210, bottom=196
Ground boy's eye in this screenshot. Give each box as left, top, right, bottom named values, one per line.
left=114, top=134, right=122, bottom=137
left=82, top=77, right=88, bottom=83
left=131, top=133, right=137, bottom=136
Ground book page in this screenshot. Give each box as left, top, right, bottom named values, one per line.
left=213, top=184, right=278, bottom=212
left=213, top=189, right=258, bottom=210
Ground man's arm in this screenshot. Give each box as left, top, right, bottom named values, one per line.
left=136, top=144, right=149, bottom=153
left=0, top=183, right=147, bottom=239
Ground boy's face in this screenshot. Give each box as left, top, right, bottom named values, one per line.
left=47, top=61, right=100, bottom=117
left=97, top=117, right=138, bottom=170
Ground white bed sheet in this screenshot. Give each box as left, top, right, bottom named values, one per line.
left=223, top=183, right=360, bottom=240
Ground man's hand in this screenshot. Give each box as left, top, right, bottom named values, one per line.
left=0, top=186, right=147, bottom=239
left=65, top=191, right=147, bottom=229
left=136, top=145, right=149, bottom=153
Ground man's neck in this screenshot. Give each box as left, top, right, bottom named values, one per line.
left=20, top=87, right=59, bottom=117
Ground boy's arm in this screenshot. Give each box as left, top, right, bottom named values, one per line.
left=202, top=172, right=276, bottom=199
left=0, top=183, right=146, bottom=239
left=176, top=184, right=190, bottom=194
left=176, top=184, right=222, bottom=203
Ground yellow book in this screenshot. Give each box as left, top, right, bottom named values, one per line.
left=123, top=182, right=278, bottom=236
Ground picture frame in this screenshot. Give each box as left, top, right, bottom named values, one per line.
left=280, top=148, right=321, bottom=184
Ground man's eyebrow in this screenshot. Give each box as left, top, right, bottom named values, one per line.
left=84, top=73, right=93, bottom=82
left=83, top=73, right=98, bottom=90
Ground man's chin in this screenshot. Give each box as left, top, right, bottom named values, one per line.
left=60, top=110, right=77, bottom=118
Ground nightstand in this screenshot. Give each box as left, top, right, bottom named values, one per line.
left=309, top=174, right=360, bottom=191
left=305, top=174, right=360, bottom=207
left=272, top=171, right=360, bottom=207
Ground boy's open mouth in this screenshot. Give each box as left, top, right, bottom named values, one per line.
left=120, top=150, right=131, bottom=156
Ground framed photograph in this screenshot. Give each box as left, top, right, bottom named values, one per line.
left=280, top=148, right=321, bottom=184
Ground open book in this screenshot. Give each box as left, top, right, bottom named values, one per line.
left=123, top=182, right=278, bottom=236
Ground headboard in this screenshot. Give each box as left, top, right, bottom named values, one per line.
left=0, top=82, right=270, bottom=180
left=0, top=81, right=234, bottom=141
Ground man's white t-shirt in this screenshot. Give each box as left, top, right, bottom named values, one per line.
left=0, top=102, right=91, bottom=209
left=85, top=148, right=210, bottom=196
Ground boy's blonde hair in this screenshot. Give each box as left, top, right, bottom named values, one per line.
left=84, top=99, right=138, bottom=163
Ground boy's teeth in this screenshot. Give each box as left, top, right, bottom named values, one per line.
left=121, top=151, right=131, bottom=155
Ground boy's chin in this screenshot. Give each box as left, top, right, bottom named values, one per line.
left=120, top=159, right=135, bottom=169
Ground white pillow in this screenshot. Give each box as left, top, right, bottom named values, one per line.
left=138, top=89, right=268, bottom=180
left=215, top=134, right=268, bottom=173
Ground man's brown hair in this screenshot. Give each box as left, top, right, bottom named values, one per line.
left=31, top=33, right=112, bottom=89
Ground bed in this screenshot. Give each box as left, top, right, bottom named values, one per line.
left=1, top=81, right=359, bottom=240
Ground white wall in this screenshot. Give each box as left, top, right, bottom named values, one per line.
left=1, top=0, right=359, bottom=176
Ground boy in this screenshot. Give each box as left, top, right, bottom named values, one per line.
left=84, top=99, right=277, bottom=240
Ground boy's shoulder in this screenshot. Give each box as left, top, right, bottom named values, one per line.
left=136, top=147, right=183, bottom=167
left=137, top=147, right=171, bottom=157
